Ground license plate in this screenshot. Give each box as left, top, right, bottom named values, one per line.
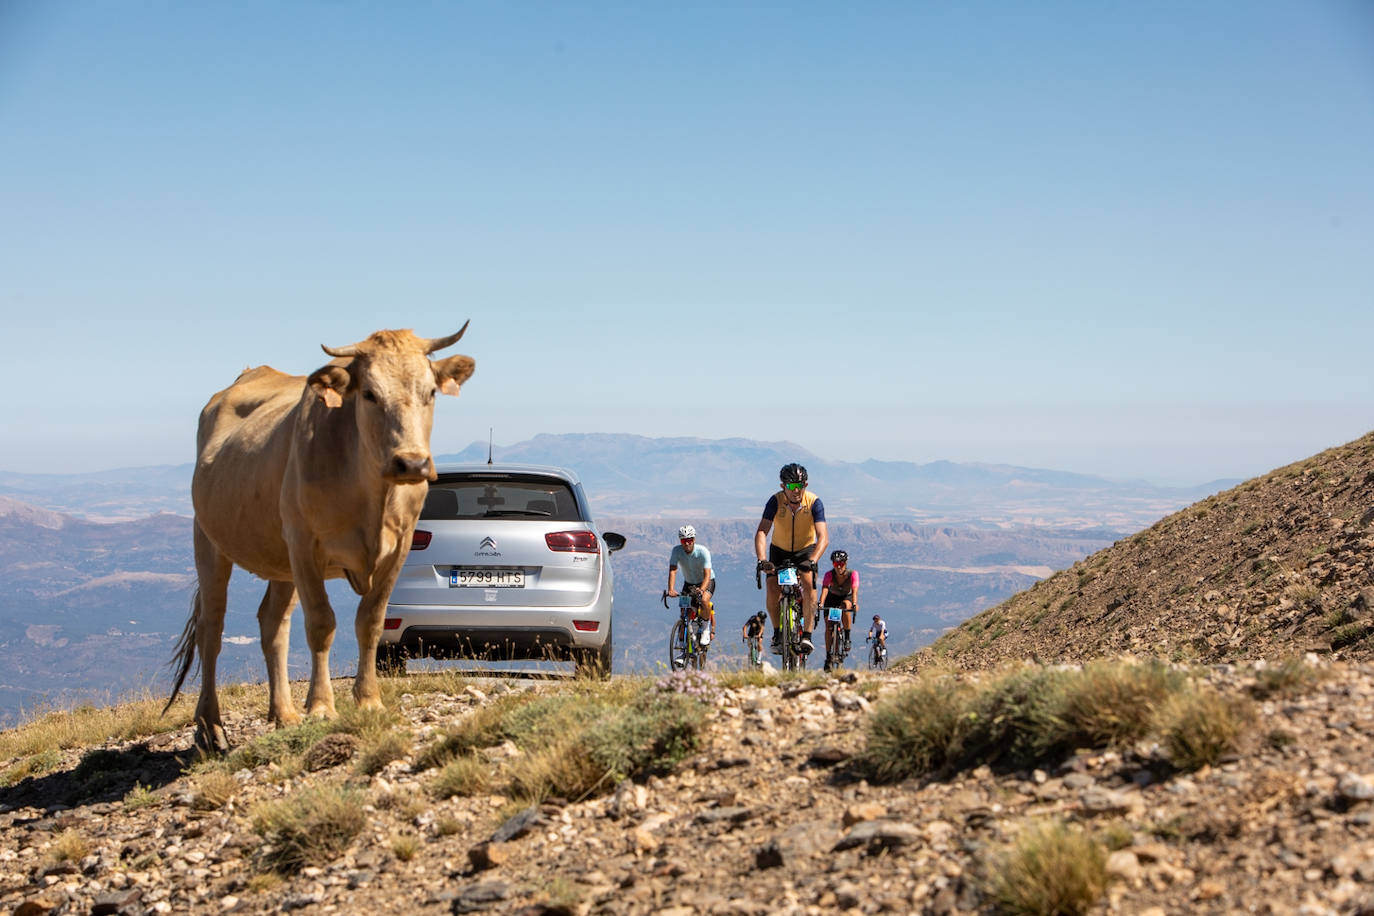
left=449, top=568, right=524, bottom=588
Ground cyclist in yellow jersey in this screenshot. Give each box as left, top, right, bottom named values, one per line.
left=754, top=463, right=828, bottom=656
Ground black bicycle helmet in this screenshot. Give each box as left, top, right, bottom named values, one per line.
left=830, top=549, right=848, bottom=564
left=779, top=463, right=808, bottom=486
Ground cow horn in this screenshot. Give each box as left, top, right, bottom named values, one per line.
left=419, top=320, right=470, bottom=354
left=320, top=341, right=361, bottom=358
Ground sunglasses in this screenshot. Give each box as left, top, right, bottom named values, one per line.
left=680, top=537, right=694, bottom=544
left=784, top=482, right=805, bottom=491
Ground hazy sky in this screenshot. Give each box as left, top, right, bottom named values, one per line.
left=2, top=1, right=1371, bottom=485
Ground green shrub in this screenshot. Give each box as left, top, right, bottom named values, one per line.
left=862, top=677, right=976, bottom=781
left=122, top=782, right=158, bottom=810
left=228, top=719, right=333, bottom=770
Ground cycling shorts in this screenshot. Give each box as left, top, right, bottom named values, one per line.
left=769, top=544, right=814, bottom=572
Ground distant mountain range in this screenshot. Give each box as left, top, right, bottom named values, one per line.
left=0, top=433, right=1234, bottom=529
left=0, top=434, right=1235, bottom=726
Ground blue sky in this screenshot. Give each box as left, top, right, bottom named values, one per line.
left=1, top=1, right=1371, bottom=484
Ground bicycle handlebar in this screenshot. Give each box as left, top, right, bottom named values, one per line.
left=755, top=558, right=817, bottom=590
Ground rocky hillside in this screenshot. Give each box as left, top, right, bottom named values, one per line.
left=921, top=431, right=1374, bottom=670
left=5, top=434, right=1374, bottom=916
left=4, top=660, right=1374, bottom=915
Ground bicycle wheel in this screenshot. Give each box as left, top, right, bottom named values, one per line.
left=669, top=620, right=686, bottom=669
left=780, top=597, right=796, bottom=672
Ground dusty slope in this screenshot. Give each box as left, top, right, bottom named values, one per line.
left=4, top=660, right=1374, bottom=915
left=920, top=431, right=1374, bottom=671
left=6, top=434, right=1374, bottom=915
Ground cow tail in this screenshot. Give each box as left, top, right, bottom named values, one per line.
left=163, top=587, right=201, bottom=715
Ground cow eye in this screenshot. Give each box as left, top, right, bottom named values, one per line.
left=362, top=389, right=377, bottom=403
left=428, top=388, right=437, bottom=402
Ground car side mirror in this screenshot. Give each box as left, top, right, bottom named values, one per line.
left=602, top=532, right=626, bottom=553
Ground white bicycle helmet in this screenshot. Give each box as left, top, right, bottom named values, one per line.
left=678, top=525, right=696, bottom=540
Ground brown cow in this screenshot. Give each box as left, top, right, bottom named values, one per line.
left=166, top=325, right=475, bottom=752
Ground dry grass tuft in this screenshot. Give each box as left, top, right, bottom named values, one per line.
left=985, top=819, right=1109, bottom=916
left=190, top=769, right=239, bottom=810
left=1157, top=688, right=1255, bottom=771
left=46, top=829, right=91, bottom=865
left=431, top=755, right=493, bottom=799
left=250, top=783, right=368, bottom=873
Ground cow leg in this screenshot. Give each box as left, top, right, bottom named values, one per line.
left=257, top=580, right=301, bottom=727
left=192, top=521, right=233, bottom=753
left=290, top=568, right=338, bottom=719
left=353, top=568, right=404, bottom=712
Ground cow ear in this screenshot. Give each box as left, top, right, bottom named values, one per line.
left=433, top=354, right=475, bottom=397
left=308, top=365, right=352, bottom=408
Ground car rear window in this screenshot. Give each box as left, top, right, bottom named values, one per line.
left=422, top=475, right=583, bottom=522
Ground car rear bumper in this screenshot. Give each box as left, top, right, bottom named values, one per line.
left=379, top=603, right=610, bottom=661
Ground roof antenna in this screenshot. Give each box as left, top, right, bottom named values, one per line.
left=487, top=428, right=493, bottom=465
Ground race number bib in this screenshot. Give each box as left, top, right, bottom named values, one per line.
left=777, top=567, right=799, bottom=587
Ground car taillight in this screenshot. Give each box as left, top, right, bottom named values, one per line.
left=545, top=531, right=600, bottom=553
left=383, top=618, right=401, bottom=630
left=572, top=619, right=600, bottom=632
left=411, top=530, right=432, bottom=550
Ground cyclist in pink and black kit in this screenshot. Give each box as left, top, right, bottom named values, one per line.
left=819, top=549, right=859, bottom=669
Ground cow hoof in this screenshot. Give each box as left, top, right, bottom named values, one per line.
left=304, top=703, right=338, bottom=720
left=272, top=710, right=302, bottom=728
left=195, top=724, right=230, bottom=756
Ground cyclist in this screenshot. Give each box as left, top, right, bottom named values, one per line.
left=868, top=613, right=889, bottom=664
left=819, top=549, right=859, bottom=671
left=741, top=610, right=766, bottom=665
left=667, top=525, right=715, bottom=647
left=754, top=463, right=828, bottom=656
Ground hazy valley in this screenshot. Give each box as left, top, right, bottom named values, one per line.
left=0, top=434, right=1229, bottom=726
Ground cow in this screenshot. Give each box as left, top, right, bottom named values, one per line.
left=165, top=325, right=475, bottom=752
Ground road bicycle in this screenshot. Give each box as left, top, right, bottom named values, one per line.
left=664, top=587, right=710, bottom=670
left=822, top=604, right=852, bottom=672
left=756, top=562, right=810, bottom=672
left=743, top=634, right=763, bottom=669
left=866, top=636, right=887, bottom=671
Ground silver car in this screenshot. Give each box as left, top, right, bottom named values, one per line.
left=378, top=463, right=625, bottom=676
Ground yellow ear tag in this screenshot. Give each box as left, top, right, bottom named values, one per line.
left=439, top=378, right=462, bottom=396
left=322, top=389, right=343, bottom=408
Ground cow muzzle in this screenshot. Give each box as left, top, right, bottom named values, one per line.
left=386, top=452, right=435, bottom=483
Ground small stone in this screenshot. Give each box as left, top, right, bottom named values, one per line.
left=842, top=802, right=887, bottom=827
left=452, top=881, right=510, bottom=913
left=468, top=841, right=512, bottom=870
left=834, top=819, right=922, bottom=852
left=1107, top=851, right=1141, bottom=884
left=1338, top=773, right=1374, bottom=801
left=491, top=806, right=546, bottom=843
